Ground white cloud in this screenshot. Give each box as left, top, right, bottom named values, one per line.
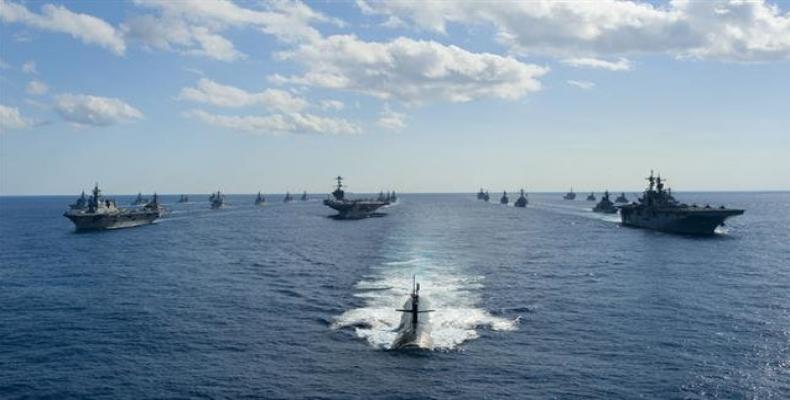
left=273, top=35, right=548, bottom=104
left=186, top=109, right=360, bottom=135
left=26, top=80, right=48, bottom=95
left=358, top=0, right=790, bottom=62
left=377, top=106, right=406, bottom=130
left=562, top=57, right=632, bottom=71
left=54, top=94, right=143, bottom=126
left=22, top=60, right=36, bottom=74
left=567, top=80, right=596, bottom=90
left=0, top=104, right=31, bottom=131
left=124, top=0, right=341, bottom=61
left=320, top=100, right=345, bottom=111
left=178, top=78, right=307, bottom=112
left=0, top=0, right=126, bottom=55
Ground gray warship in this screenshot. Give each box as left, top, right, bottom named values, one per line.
left=615, top=192, right=628, bottom=203
left=301, top=191, right=308, bottom=201
left=483, top=191, right=490, bottom=202
left=390, top=191, right=398, bottom=203
left=477, top=189, right=486, bottom=200
left=392, top=277, right=434, bottom=350
left=500, top=191, right=509, bottom=205
left=255, top=192, right=266, bottom=205
left=514, top=189, right=528, bottom=208
left=619, top=171, right=744, bottom=235
left=64, top=184, right=163, bottom=231
left=131, top=192, right=148, bottom=205
left=593, top=190, right=618, bottom=214
left=586, top=192, right=596, bottom=201
left=210, top=191, right=225, bottom=209
left=178, top=194, right=189, bottom=203
left=323, top=176, right=389, bottom=219
left=284, top=192, right=293, bottom=203
left=563, top=188, right=576, bottom=200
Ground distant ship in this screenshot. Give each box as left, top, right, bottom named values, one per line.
left=69, top=190, right=88, bottom=210
left=483, top=191, right=490, bottom=202
left=210, top=190, right=225, bottom=209
left=389, top=191, right=397, bottom=203
left=619, top=171, right=744, bottom=235
left=284, top=192, right=293, bottom=203
left=255, top=192, right=266, bottom=205
left=514, top=189, right=528, bottom=208
left=592, top=190, right=618, bottom=214
left=378, top=191, right=387, bottom=202
left=64, top=184, right=163, bottom=231
left=586, top=192, right=596, bottom=201
left=563, top=188, right=576, bottom=200
left=477, top=189, right=486, bottom=200
left=131, top=192, right=148, bottom=205
left=301, top=191, right=308, bottom=201
left=392, top=277, right=434, bottom=350
left=615, top=192, right=628, bottom=203
left=178, top=194, right=189, bottom=203
left=500, top=191, right=509, bottom=205
left=323, top=176, right=389, bottom=219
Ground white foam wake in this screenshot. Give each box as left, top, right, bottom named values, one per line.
left=332, top=257, right=518, bottom=351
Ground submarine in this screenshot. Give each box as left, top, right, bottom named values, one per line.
left=392, top=277, right=434, bottom=350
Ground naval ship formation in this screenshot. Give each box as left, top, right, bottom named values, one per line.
left=62, top=171, right=743, bottom=236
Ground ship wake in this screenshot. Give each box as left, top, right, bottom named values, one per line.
left=332, top=258, right=518, bottom=351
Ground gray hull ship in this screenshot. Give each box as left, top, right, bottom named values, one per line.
left=619, top=171, right=744, bottom=235
left=323, top=176, right=389, bottom=219
left=514, top=189, right=528, bottom=208
left=392, top=277, right=434, bottom=350
left=64, top=184, right=163, bottom=231
left=593, top=190, right=618, bottom=214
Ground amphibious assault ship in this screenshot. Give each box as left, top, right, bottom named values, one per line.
left=593, top=190, right=618, bottom=214
left=619, top=171, right=744, bottom=235
left=514, top=189, right=528, bottom=208
left=64, top=184, right=163, bottom=231
left=323, top=176, right=389, bottom=219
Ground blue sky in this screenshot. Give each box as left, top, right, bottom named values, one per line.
left=1, top=0, right=788, bottom=195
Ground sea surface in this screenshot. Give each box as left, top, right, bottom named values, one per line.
left=1, top=192, right=789, bottom=399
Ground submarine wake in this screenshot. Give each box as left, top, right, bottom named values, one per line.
left=332, top=257, right=518, bottom=351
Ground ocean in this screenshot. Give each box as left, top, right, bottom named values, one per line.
left=1, top=192, right=788, bottom=399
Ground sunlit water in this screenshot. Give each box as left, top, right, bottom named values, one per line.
left=1, top=192, right=788, bottom=398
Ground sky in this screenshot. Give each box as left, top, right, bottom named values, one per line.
left=1, top=0, right=789, bottom=195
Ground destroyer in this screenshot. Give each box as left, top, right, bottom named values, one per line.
left=255, top=192, right=266, bottom=206
left=392, top=277, right=434, bottom=350
left=514, top=189, right=528, bottom=208
left=563, top=188, right=576, bottom=200
left=619, top=171, right=744, bottom=235
left=284, top=192, right=293, bottom=203
left=323, top=176, right=389, bottom=219
left=586, top=192, right=596, bottom=201
left=593, top=190, right=618, bottom=214
left=64, top=184, right=163, bottom=231
left=477, top=188, right=486, bottom=200
left=500, top=191, right=509, bottom=205
left=301, top=191, right=308, bottom=201
left=178, top=194, right=189, bottom=203
left=210, top=191, right=225, bottom=209
left=131, top=192, right=148, bottom=205
left=615, top=192, right=628, bottom=203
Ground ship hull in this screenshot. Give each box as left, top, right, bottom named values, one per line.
left=620, top=208, right=744, bottom=235
left=64, top=211, right=160, bottom=231
left=323, top=199, right=387, bottom=219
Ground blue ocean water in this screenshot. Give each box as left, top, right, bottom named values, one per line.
left=1, top=192, right=788, bottom=399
